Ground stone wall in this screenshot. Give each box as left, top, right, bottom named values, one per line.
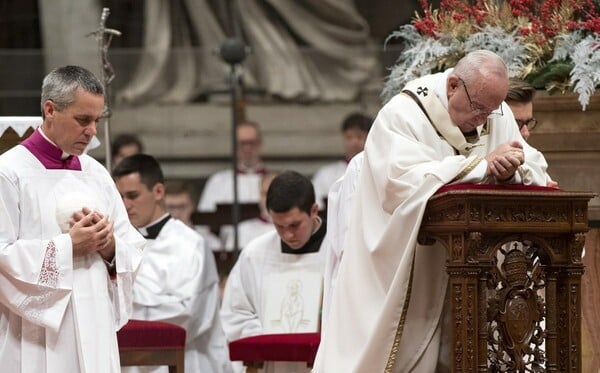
left=88, top=94, right=382, bottom=178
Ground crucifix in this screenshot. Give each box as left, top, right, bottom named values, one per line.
left=87, top=7, right=121, bottom=171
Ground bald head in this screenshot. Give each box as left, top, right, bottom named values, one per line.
left=453, top=50, right=509, bottom=84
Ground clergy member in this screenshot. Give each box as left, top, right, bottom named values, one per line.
left=313, top=50, right=550, bottom=372
left=112, top=154, right=233, bottom=373
left=220, top=170, right=327, bottom=373
left=198, top=121, right=267, bottom=212
left=0, top=65, right=145, bottom=372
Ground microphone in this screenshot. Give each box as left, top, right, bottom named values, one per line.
left=220, top=38, right=248, bottom=65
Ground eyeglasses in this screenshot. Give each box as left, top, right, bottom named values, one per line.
left=458, top=78, right=503, bottom=117
left=238, top=139, right=261, bottom=147
left=516, top=118, right=538, bottom=130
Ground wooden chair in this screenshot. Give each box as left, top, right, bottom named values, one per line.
left=228, top=333, right=320, bottom=373
left=117, top=319, right=186, bottom=373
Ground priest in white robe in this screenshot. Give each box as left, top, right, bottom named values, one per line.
left=198, top=121, right=267, bottom=212
left=221, top=171, right=327, bottom=373
left=313, top=50, right=550, bottom=372
left=0, top=65, right=145, bottom=372
left=113, top=154, right=233, bottom=373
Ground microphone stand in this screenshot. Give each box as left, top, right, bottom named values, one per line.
left=220, top=38, right=248, bottom=257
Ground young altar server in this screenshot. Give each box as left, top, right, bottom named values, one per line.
left=220, top=171, right=327, bottom=373
left=113, top=154, right=232, bottom=373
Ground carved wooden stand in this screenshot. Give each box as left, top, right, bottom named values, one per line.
left=418, top=187, right=595, bottom=372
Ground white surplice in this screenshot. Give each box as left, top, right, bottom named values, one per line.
left=125, top=218, right=232, bottom=373
left=198, top=169, right=262, bottom=212
left=313, top=70, right=550, bottom=372
left=312, top=160, right=347, bottom=209
left=0, top=145, right=145, bottom=373
left=220, top=230, right=326, bottom=373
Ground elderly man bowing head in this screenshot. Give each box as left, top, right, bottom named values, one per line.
left=314, top=50, right=550, bottom=373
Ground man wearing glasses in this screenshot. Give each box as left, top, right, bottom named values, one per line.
left=314, top=50, right=551, bottom=372
left=505, top=79, right=538, bottom=140
left=198, top=121, right=267, bottom=213
left=505, top=79, right=557, bottom=187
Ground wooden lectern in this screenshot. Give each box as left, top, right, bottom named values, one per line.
left=418, top=184, right=595, bottom=372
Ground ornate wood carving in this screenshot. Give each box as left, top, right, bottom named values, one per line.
left=487, top=246, right=546, bottom=371
left=453, top=283, right=464, bottom=371
left=570, top=233, right=586, bottom=264
left=452, top=234, right=464, bottom=262
left=419, top=188, right=595, bottom=372
left=424, top=203, right=466, bottom=223
left=482, top=204, right=570, bottom=223
left=466, top=284, right=476, bottom=371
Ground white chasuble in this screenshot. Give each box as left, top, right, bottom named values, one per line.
left=0, top=145, right=145, bottom=372
left=313, top=70, right=549, bottom=372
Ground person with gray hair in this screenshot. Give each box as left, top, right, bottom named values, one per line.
left=0, top=65, right=145, bottom=372
left=314, top=50, right=551, bottom=372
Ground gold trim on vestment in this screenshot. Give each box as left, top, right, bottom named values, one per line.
left=402, top=81, right=480, bottom=156
left=384, top=253, right=416, bottom=373
left=451, top=156, right=484, bottom=183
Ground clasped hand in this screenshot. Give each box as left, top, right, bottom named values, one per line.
left=485, top=140, right=525, bottom=181
left=69, top=207, right=115, bottom=260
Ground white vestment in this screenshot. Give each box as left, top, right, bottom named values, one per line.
left=198, top=169, right=262, bottom=212
left=313, top=70, right=549, bottom=372
left=321, top=151, right=363, bottom=332
left=124, top=218, right=232, bottom=373
left=0, top=145, right=145, bottom=373
left=220, top=230, right=326, bottom=373
left=312, top=160, right=347, bottom=209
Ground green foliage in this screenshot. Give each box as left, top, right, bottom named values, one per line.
left=526, top=61, right=573, bottom=91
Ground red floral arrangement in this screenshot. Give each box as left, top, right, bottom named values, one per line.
left=383, top=0, right=600, bottom=109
